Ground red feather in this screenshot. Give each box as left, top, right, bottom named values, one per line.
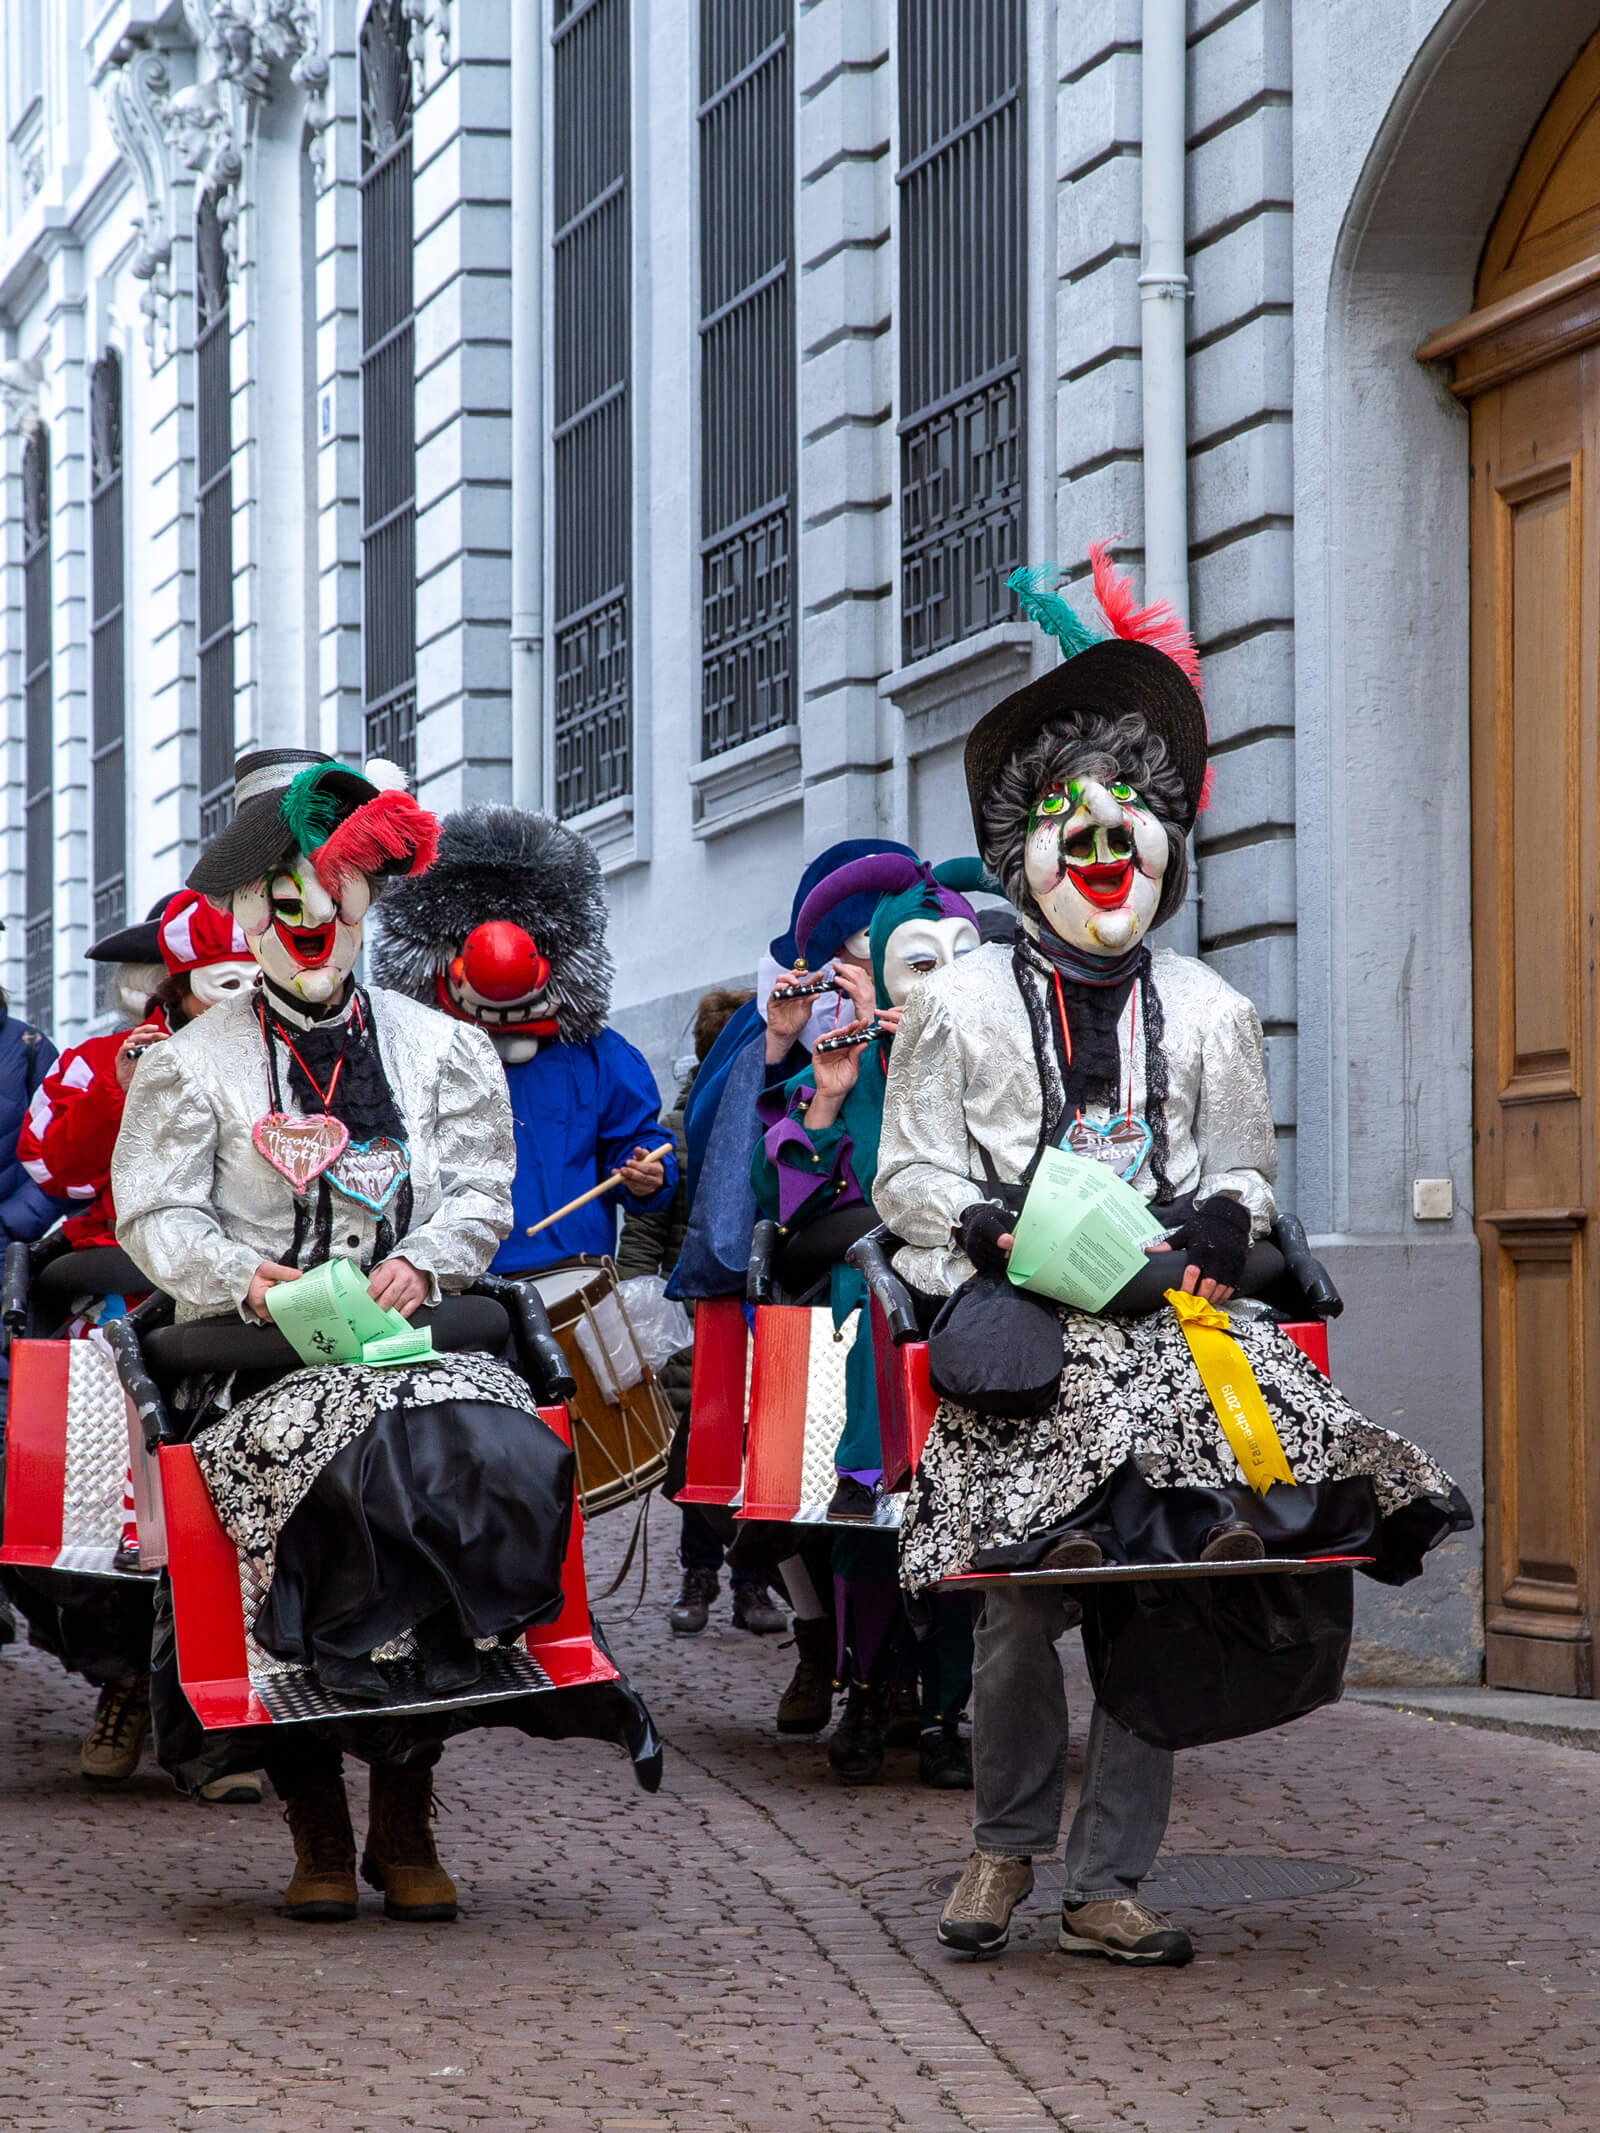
left=313, top=790, right=440, bottom=891
left=1088, top=537, right=1203, bottom=696
left=1197, top=762, right=1215, bottom=815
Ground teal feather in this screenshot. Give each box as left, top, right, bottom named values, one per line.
left=932, top=856, right=996, bottom=897
left=279, top=764, right=342, bottom=854
left=1007, top=564, right=1104, bottom=659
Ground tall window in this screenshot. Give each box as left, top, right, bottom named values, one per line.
left=699, top=0, right=793, bottom=760
left=21, top=423, right=52, bottom=1029
left=90, top=351, right=126, bottom=974
left=196, top=187, right=235, bottom=840
left=552, top=0, right=631, bottom=819
left=360, top=0, right=417, bottom=780
left=897, top=0, right=1024, bottom=665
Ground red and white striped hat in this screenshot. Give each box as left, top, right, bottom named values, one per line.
left=158, top=890, right=251, bottom=976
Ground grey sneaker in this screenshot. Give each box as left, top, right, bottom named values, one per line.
left=937, top=1851, right=1034, bottom=1955
left=1058, top=1895, right=1193, bottom=1966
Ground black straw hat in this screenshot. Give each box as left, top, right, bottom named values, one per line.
left=188, top=750, right=387, bottom=899
left=963, top=637, right=1209, bottom=845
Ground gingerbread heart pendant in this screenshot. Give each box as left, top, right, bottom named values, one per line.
left=252, top=1111, right=351, bottom=1192
left=1062, top=1111, right=1153, bottom=1181
left=326, top=1135, right=410, bottom=1216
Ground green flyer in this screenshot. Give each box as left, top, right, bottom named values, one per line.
left=1005, top=1144, right=1166, bottom=1312
left=264, top=1255, right=434, bottom=1370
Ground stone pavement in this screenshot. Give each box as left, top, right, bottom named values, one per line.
left=1, top=1509, right=1596, bottom=2132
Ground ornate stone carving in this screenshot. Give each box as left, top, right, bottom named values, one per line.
left=403, top=0, right=454, bottom=95
left=99, top=48, right=180, bottom=363
left=0, top=356, right=45, bottom=437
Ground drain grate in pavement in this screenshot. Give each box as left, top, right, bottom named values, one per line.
left=928, top=1854, right=1360, bottom=1910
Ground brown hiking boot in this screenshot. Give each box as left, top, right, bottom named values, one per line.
left=1058, top=1894, right=1194, bottom=1966
left=361, top=1761, right=458, bottom=1921
left=282, top=1777, right=358, bottom=1922
left=776, top=1615, right=836, bottom=1735
left=80, top=1676, right=150, bottom=1784
left=937, top=1851, right=1035, bottom=1955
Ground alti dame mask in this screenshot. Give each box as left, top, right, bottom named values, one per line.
left=233, top=855, right=371, bottom=1006
left=1023, top=774, right=1167, bottom=956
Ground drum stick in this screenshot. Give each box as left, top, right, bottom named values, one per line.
left=523, top=1170, right=626, bottom=1238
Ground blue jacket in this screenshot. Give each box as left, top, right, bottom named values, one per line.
left=0, top=1008, right=66, bottom=1244
left=490, top=1028, right=678, bottom=1277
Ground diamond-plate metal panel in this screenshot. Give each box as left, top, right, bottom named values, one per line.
left=61, top=1340, right=131, bottom=1551
left=254, top=1643, right=553, bottom=1725
left=798, top=1307, right=854, bottom=1510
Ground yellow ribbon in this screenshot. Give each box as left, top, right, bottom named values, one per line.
left=1165, top=1288, right=1296, bottom=1494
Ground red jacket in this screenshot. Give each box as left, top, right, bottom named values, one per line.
left=17, top=1015, right=168, bottom=1248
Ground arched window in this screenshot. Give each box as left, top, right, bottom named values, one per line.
left=195, top=188, right=236, bottom=839
left=21, top=423, right=52, bottom=1029
left=698, top=0, right=794, bottom=760
left=897, top=0, right=1024, bottom=664
left=551, top=0, right=631, bottom=817
left=360, top=0, right=417, bottom=779
left=90, top=350, right=126, bottom=971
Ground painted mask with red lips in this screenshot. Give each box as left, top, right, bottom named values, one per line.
left=231, top=854, right=371, bottom=1007
left=1023, top=774, right=1168, bottom=956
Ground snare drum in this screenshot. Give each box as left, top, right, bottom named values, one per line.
left=525, top=1257, right=675, bottom=1517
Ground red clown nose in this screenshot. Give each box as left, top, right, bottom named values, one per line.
left=452, top=921, right=550, bottom=1002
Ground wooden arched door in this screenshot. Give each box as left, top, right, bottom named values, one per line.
left=1424, top=29, right=1600, bottom=1694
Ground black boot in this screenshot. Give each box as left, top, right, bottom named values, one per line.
left=415, top=1612, right=482, bottom=1697
left=776, top=1616, right=836, bottom=1735
left=918, top=1720, right=973, bottom=1790
left=313, top=1650, right=390, bottom=1707
left=827, top=1681, right=886, bottom=1784
left=669, top=1566, right=719, bottom=1635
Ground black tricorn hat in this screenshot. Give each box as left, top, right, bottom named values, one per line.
left=963, top=637, right=1209, bottom=844
left=85, top=895, right=173, bottom=965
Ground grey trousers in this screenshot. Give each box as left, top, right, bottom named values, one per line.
left=971, top=1583, right=1173, bottom=1904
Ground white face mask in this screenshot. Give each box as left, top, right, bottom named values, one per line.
left=879, top=913, right=980, bottom=1007
left=1023, top=774, right=1168, bottom=956
left=188, top=959, right=259, bottom=1009
left=233, top=857, right=371, bottom=1006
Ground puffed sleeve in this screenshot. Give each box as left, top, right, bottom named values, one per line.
left=873, top=983, right=982, bottom=1291
left=112, top=1044, right=263, bottom=1318
left=396, top=1021, right=515, bottom=1291
left=1192, top=988, right=1278, bottom=1237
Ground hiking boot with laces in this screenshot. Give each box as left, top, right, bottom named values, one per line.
left=937, top=1851, right=1035, bottom=1955
left=283, top=1777, right=358, bottom=1922
left=776, top=1616, right=835, bottom=1734
left=1058, top=1894, right=1194, bottom=1966
left=361, top=1761, right=458, bottom=1922
left=80, top=1676, right=150, bottom=1784
left=669, top=1566, right=719, bottom=1635
left=917, top=1720, right=973, bottom=1790
left=729, top=1580, right=787, bottom=1635
left=200, top=1771, right=263, bottom=1805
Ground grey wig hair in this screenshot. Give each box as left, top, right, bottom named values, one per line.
left=980, top=711, right=1190, bottom=930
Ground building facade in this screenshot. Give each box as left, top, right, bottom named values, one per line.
left=9, top=0, right=1600, bottom=1690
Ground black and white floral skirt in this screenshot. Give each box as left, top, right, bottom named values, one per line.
left=193, top=1353, right=573, bottom=1665
left=898, top=1307, right=1471, bottom=1593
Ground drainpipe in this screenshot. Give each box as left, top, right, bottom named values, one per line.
left=509, top=0, right=545, bottom=810
left=1139, top=0, right=1199, bottom=955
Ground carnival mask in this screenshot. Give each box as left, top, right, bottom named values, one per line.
left=1024, top=774, right=1167, bottom=956
left=436, top=920, right=557, bottom=1063
left=233, top=855, right=370, bottom=1006
left=880, top=913, right=979, bottom=1006
left=189, top=959, right=258, bottom=1008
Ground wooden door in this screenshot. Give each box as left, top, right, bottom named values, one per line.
left=1426, top=30, right=1600, bottom=1693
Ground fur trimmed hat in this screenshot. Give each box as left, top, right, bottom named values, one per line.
left=370, top=806, right=614, bottom=1043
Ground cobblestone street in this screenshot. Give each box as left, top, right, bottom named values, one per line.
left=1, top=1513, right=1595, bottom=2132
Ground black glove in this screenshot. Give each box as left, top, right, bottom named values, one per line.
left=1164, top=1193, right=1251, bottom=1288
left=957, top=1201, right=1013, bottom=1277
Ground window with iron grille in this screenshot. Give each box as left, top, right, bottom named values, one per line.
left=22, top=425, right=52, bottom=1030
left=897, top=0, right=1024, bottom=666
left=360, top=0, right=417, bottom=782
left=552, top=0, right=631, bottom=819
left=699, top=0, right=794, bottom=762
left=90, top=353, right=126, bottom=990
left=196, top=189, right=236, bottom=843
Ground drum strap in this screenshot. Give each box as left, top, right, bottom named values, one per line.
left=594, top=1489, right=654, bottom=1609
left=1165, top=1288, right=1295, bottom=1495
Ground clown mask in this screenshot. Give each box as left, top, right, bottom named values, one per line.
left=233, top=857, right=371, bottom=1007
left=879, top=912, right=979, bottom=1006
left=437, top=919, right=557, bottom=1063
left=1024, top=775, right=1167, bottom=955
